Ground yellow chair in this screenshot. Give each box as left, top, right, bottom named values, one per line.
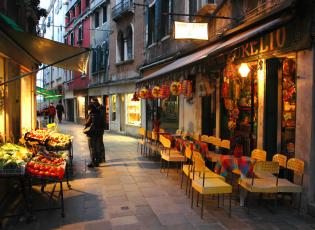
left=277, top=158, right=304, bottom=212
left=208, top=136, right=222, bottom=163
left=181, top=147, right=193, bottom=192
left=257, top=154, right=287, bottom=179
left=220, top=139, right=231, bottom=155
left=192, top=132, right=200, bottom=141
left=159, top=128, right=165, bottom=133
left=191, top=155, right=232, bottom=218
left=160, top=135, right=185, bottom=176
left=200, top=135, right=209, bottom=143
left=147, top=131, right=161, bottom=158
left=137, top=127, right=146, bottom=155
left=239, top=161, right=279, bottom=211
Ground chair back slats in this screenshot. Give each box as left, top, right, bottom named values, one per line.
left=221, top=140, right=230, bottom=150
left=160, top=135, right=171, bottom=148
left=212, top=137, right=221, bottom=147
left=201, top=135, right=208, bottom=143
left=176, top=129, right=182, bottom=135
left=193, top=132, right=200, bottom=141
left=287, top=158, right=304, bottom=175
left=251, top=149, right=267, bottom=161
left=146, top=131, right=152, bottom=139
left=192, top=151, right=205, bottom=172
left=254, top=161, right=280, bottom=174
left=272, top=154, right=287, bottom=168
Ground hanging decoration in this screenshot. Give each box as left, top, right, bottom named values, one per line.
left=145, top=88, right=153, bottom=99
left=160, top=84, right=170, bottom=99
left=151, top=86, right=161, bottom=98
left=221, top=78, right=229, bottom=98
left=131, top=92, right=139, bottom=101
left=224, top=56, right=238, bottom=79
left=138, top=88, right=148, bottom=99
left=170, top=81, right=182, bottom=96
left=182, top=80, right=193, bottom=97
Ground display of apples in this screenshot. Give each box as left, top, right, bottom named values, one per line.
left=26, top=161, right=65, bottom=179
left=46, top=133, right=72, bottom=148
left=26, top=130, right=50, bottom=142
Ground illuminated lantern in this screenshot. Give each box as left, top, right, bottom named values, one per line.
left=170, top=81, right=182, bottom=96
left=145, top=89, right=153, bottom=99
left=160, top=84, right=170, bottom=99
left=151, top=86, right=161, bottom=98
left=138, top=88, right=148, bottom=98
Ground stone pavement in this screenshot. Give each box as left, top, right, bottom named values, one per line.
left=9, top=122, right=315, bottom=230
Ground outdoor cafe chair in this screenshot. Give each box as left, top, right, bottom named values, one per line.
left=277, top=158, right=304, bottom=213
left=192, top=132, right=200, bottom=141
left=207, top=136, right=222, bottom=163
left=256, top=153, right=287, bottom=179
left=176, top=129, right=182, bottom=135
left=220, top=139, right=231, bottom=155
left=191, top=154, right=232, bottom=218
left=159, top=134, right=185, bottom=176
left=200, top=135, right=209, bottom=143
left=137, top=127, right=146, bottom=155
left=147, top=131, right=162, bottom=159
left=238, top=161, right=280, bottom=212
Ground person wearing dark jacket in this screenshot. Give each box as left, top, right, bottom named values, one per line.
left=85, top=104, right=103, bottom=167
left=56, top=101, right=64, bottom=123
left=91, top=98, right=106, bottom=162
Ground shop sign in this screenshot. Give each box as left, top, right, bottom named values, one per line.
left=174, top=21, right=208, bottom=40
left=231, top=20, right=311, bottom=60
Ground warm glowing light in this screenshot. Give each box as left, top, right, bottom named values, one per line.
left=238, top=63, right=250, bottom=78
left=174, top=21, right=208, bottom=40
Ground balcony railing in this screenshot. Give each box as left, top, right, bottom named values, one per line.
left=112, top=0, right=134, bottom=21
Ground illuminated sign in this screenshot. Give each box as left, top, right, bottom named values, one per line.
left=174, top=21, right=208, bottom=40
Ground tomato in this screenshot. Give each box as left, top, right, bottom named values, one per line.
left=28, top=162, right=34, bottom=168
left=44, top=171, right=50, bottom=176
left=50, top=172, right=56, bottom=177
left=39, top=171, right=45, bottom=176
left=44, top=166, right=50, bottom=171
left=34, top=170, right=39, bottom=175
left=49, top=167, right=56, bottom=173
left=33, top=164, right=39, bottom=170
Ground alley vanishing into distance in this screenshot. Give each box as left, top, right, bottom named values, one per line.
left=9, top=122, right=315, bottom=230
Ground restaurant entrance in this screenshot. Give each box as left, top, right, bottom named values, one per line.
left=202, top=95, right=215, bottom=136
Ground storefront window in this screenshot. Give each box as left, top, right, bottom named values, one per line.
left=78, top=96, right=85, bottom=118
left=111, top=94, right=116, bottom=121
left=160, top=95, right=179, bottom=132
left=221, top=61, right=258, bottom=155
left=0, top=56, right=4, bottom=140
left=126, top=94, right=141, bottom=126
left=281, top=58, right=296, bottom=155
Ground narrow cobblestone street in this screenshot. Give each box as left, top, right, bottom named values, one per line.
left=11, top=122, right=315, bottom=230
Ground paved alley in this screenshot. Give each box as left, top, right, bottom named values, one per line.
left=10, top=122, right=315, bottom=230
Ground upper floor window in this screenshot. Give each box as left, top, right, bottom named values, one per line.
left=126, top=26, right=133, bottom=60
left=78, top=2, right=81, bottom=15
left=117, top=30, right=124, bottom=62
left=102, top=41, right=109, bottom=70
left=161, top=0, right=172, bottom=38
left=95, top=11, right=99, bottom=28
left=70, top=32, right=74, bottom=45
left=147, top=4, right=155, bottom=45
left=103, top=5, right=107, bottom=23
left=78, top=24, right=83, bottom=43
left=92, top=48, right=97, bottom=73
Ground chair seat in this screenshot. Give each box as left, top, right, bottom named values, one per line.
left=193, top=169, right=225, bottom=181
left=277, top=179, right=302, bottom=193
left=232, top=169, right=241, bottom=175
left=208, top=152, right=222, bottom=162
left=239, top=178, right=278, bottom=193
left=161, top=149, right=185, bottom=162
left=192, top=178, right=232, bottom=195
left=255, top=171, right=276, bottom=179
left=183, top=164, right=192, bottom=176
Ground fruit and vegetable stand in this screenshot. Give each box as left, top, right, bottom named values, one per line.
left=0, top=129, right=73, bottom=219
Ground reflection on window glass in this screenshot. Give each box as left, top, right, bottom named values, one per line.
left=160, top=95, right=179, bottom=132
left=78, top=96, right=85, bottom=118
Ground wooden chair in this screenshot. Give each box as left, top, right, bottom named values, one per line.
left=160, top=135, right=185, bottom=176
left=191, top=154, right=232, bottom=218
left=239, top=161, right=279, bottom=212
left=181, top=147, right=193, bottom=193
left=277, top=158, right=304, bottom=213
left=137, top=127, right=146, bottom=155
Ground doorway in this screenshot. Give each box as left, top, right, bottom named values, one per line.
left=202, top=95, right=215, bottom=135
left=103, top=95, right=109, bottom=130
left=66, top=99, right=74, bottom=122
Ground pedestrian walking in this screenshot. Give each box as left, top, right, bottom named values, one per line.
left=91, top=98, right=106, bottom=162
left=56, top=100, right=65, bottom=123
left=84, top=103, right=103, bottom=167
left=48, top=103, right=56, bottom=124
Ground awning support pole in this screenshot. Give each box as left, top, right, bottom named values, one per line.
left=0, top=49, right=90, bottom=86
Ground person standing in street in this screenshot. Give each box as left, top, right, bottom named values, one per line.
left=56, top=100, right=65, bottom=123
left=48, top=103, right=56, bottom=124
left=84, top=103, right=103, bottom=167
left=91, top=98, right=106, bottom=163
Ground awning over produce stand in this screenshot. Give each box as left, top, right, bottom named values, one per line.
left=36, top=86, right=63, bottom=99
left=137, top=17, right=288, bottom=86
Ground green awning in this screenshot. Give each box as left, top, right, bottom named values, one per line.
left=36, top=86, right=63, bottom=99
left=0, top=13, right=23, bottom=32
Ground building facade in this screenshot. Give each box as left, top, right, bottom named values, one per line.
left=64, top=0, right=91, bottom=123
left=138, top=0, right=315, bottom=214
